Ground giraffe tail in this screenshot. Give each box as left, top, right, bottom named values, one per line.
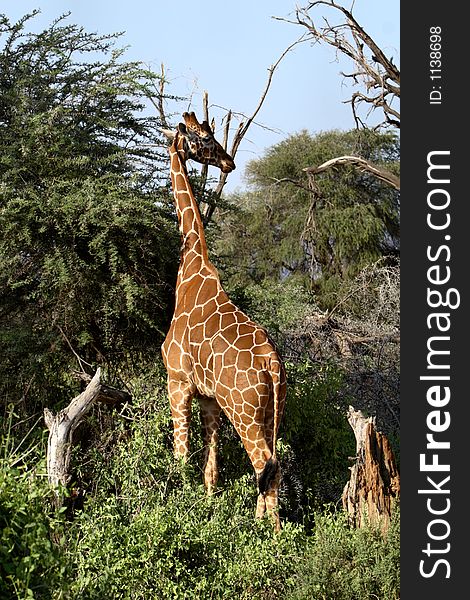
left=258, top=358, right=283, bottom=495
left=270, top=356, right=284, bottom=462
left=258, top=457, right=279, bottom=495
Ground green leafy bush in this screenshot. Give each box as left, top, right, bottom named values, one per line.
left=63, top=389, right=306, bottom=599
left=281, top=362, right=355, bottom=514
left=0, top=371, right=398, bottom=600
left=0, top=12, right=178, bottom=417
left=214, top=129, right=400, bottom=309
left=288, top=506, right=400, bottom=600
left=0, top=427, right=62, bottom=599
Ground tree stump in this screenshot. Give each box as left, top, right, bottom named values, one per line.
left=44, top=369, right=102, bottom=507
left=342, top=406, right=400, bottom=531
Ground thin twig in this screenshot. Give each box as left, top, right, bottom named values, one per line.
left=56, top=325, right=93, bottom=372
left=230, top=34, right=309, bottom=159
left=202, top=35, right=307, bottom=224
left=200, top=90, right=210, bottom=191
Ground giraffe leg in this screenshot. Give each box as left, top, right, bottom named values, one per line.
left=198, top=396, right=221, bottom=495
left=261, top=405, right=281, bottom=530
left=168, top=378, right=195, bottom=460
left=256, top=492, right=267, bottom=519
left=257, top=459, right=281, bottom=532
left=240, top=424, right=281, bottom=530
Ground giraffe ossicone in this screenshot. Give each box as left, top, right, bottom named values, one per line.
left=162, top=111, right=286, bottom=530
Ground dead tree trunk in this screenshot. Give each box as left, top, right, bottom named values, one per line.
left=44, top=368, right=102, bottom=507
left=342, top=406, right=400, bottom=531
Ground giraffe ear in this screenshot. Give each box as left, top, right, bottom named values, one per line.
left=178, top=123, right=188, bottom=135
left=160, top=128, right=176, bottom=140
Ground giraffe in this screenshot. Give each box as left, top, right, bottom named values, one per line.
left=161, top=112, right=287, bottom=529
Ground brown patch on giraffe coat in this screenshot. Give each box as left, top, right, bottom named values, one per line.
left=237, top=333, right=256, bottom=350
left=195, top=277, right=218, bottom=306
left=203, top=313, right=221, bottom=339
left=237, top=350, right=253, bottom=370
left=201, top=297, right=218, bottom=319
left=175, top=173, right=186, bottom=189
left=218, top=301, right=234, bottom=313
left=220, top=313, right=237, bottom=331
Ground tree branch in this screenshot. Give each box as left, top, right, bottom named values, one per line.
left=304, top=155, right=400, bottom=190
left=72, top=370, right=132, bottom=407
left=44, top=368, right=131, bottom=506
left=200, top=90, right=210, bottom=191
left=229, top=34, right=308, bottom=158
left=146, top=62, right=171, bottom=129
left=201, top=35, right=307, bottom=225
left=274, top=0, right=400, bottom=128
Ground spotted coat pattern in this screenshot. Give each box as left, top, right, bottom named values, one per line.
left=161, top=113, right=286, bottom=528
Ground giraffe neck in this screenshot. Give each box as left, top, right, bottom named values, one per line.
left=170, top=144, right=209, bottom=276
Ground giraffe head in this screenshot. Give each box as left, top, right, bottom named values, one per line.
left=174, top=112, right=236, bottom=174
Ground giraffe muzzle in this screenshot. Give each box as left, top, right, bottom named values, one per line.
left=220, top=157, right=236, bottom=173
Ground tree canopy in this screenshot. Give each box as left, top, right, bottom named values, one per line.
left=0, top=12, right=180, bottom=408
left=214, top=128, right=399, bottom=308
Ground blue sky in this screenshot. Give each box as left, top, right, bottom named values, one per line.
left=4, top=1, right=399, bottom=190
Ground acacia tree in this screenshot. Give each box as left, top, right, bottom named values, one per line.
left=214, top=128, right=399, bottom=308
left=209, top=0, right=400, bottom=314
left=0, top=12, right=179, bottom=410
left=272, top=3, right=401, bottom=517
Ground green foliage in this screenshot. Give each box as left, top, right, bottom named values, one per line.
left=288, top=506, right=400, bottom=600
left=0, top=12, right=180, bottom=414
left=0, top=415, right=62, bottom=599
left=1, top=177, right=178, bottom=352
left=0, top=368, right=399, bottom=600
left=282, top=362, right=355, bottom=512
left=66, top=481, right=304, bottom=599
left=0, top=12, right=166, bottom=188
left=59, top=381, right=306, bottom=600
left=215, top=129, right=400, bottom=309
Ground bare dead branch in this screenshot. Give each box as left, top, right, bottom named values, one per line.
left=146, top=63, right=170, bottom=129
left=200, top=36, right=307, bottom=225
left=158, top=63, right=170, bottom=129
left=274, top=0, right=400, bottom=128
left=44, top=368, right=132, bottom=507
left=56, top=325, right=94, bottom=372
left=229, top=34, right=308, bottom=159
left=200, top=90, right=210, bottom=190
left=222, top=110, right=232, bottom=153
left=72, top=370, right=132, bottom=407
left=267, top=176, right=314, bottom=194
left=304, top=155, right=400, bottom=190
left=210, top=105, right=284, bottom=135
left=149, top=37, right=306, bottom=227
